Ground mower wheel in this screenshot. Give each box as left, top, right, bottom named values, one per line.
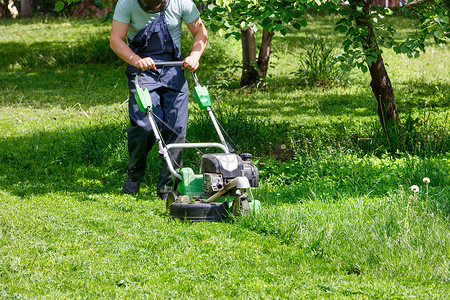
left=166, top=191, right=180, bottom=210
left=169, top=202, right=229, bottom=222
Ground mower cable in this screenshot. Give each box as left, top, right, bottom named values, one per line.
left=152, top=106, right=240, bottom=157
left=149, top=110, right=205, bottom=163
left=211, top=108, right=242, bottom=155
left=192, top=72, right=238, bottom=154
left=143, top=110, right=182, bottom=170
left=193, top=72, right=201, bottom=87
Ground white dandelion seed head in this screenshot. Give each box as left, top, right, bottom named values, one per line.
left=280, top=144, right=286, bottom=150
left=411, top=185, right=419, bottom=193
left=423, top=177, right=430, bottom=184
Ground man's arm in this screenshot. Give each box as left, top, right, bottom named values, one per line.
left=110, top=19, right=157, bottom=70
left=184, top=17, right=208, bottom=71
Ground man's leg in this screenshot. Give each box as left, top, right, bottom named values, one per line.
left=156, top=85, right=189, bottom=197
left=123, top=84, right=157, bottom=194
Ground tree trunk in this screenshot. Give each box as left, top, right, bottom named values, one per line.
left=240, top=27, right=259, bottom=87
left=257, top=28, right=274, bottom=80
left=369, top=54, right=398, bottom=130
left=351, top=0, right=399, bottom=130
left=21, top=0, right=33, bottom=18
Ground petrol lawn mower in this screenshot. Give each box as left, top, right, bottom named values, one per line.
left=134, top=61, right=261, bottom=222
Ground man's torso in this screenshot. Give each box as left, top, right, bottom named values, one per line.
left=113, top=0, right=200, bottom=49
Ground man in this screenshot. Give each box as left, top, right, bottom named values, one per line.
left=110, top=0, right=208, bottom=198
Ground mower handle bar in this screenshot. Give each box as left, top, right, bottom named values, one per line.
left=136, top=61, right=202, bottom=86
left=154, top=61, right=184, bottom=67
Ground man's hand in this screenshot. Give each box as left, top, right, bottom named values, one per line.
left=134, top=57, right=157, bottom=71
left=183, top=56, right=199, bottom=72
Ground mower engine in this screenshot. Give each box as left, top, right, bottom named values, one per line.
left=201, top=153, right=259, bottom=197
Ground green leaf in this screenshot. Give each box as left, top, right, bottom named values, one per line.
left=341, top=64, right=351, bottom=72
left=352, top=11, right=362, bottom=18
left=261, top=18, right=271, bottom=29
left=400, top=45, right=409, bottom=54
left=55, top=0, right=65, bottom=12
left=210, top=23, right=220, bottom=32
left=347, top=56, right=354, bottom=65
left=434, top=31, right=443, bottom=39
left=335, top=18, right=347, bottom=26
left=361, top=64, right=368, bottom=73
left=343, top=40, right=352, bottom=52
left=336, top=25, right=347, bottom=33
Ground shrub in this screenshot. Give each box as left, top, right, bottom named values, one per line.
left=293, top=36, right=350, bottom=87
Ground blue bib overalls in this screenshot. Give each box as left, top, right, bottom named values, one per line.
left=125, top=10, right=188, bottom=194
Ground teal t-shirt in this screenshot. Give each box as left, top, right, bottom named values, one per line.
left=113, top=0, right=200, bottom=49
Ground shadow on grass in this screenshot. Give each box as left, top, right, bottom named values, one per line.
left=0, top=122, right=129, bottom=197
left=0, top=64, right=127, bottom=107
left=0, top=38, right=118, bottom=68
left=396, top=80, right=450, bottom=108
left=0, top=110, right=292, bottom=197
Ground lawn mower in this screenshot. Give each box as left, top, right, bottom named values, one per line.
left=134, top=61, right=261, bottom=222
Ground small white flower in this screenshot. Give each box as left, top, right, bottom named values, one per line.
left=423, top=177, right=430, bottom=184
left=277, top=193, right=280, bottom=196
left=280, top=144, right=286, bottom=150
left=411, top=185, right=419, bottom=193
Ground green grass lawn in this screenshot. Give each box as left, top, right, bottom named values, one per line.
left=0, top=15, right=449, bottom=299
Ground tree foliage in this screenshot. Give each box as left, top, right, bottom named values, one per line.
left=203, top=0, right=311, bottom=86
left=331, top=0, right=450, bottom=72
left=206, top=0, right=449, bottom=73
left=203, top=0, right=308, bottom=39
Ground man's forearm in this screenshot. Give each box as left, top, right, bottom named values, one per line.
left=190, top=31, right=207, bottom=61
left=187, top=18, right=208, bottom=61
left=110, top=37, right=141, bottom=67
